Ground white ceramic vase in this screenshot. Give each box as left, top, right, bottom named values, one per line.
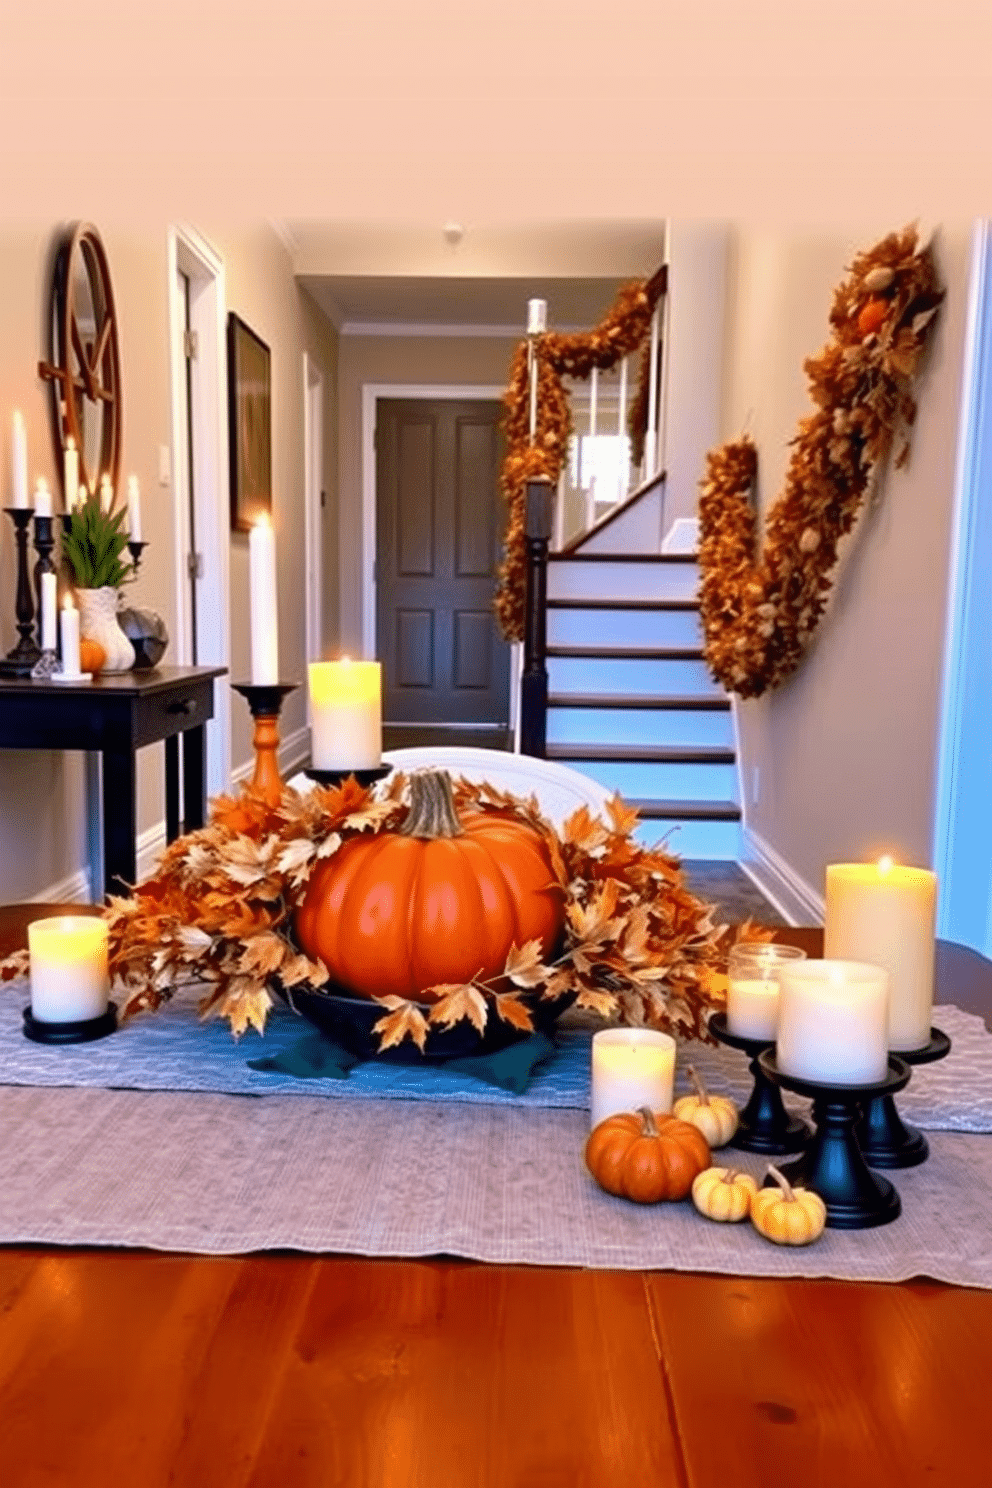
left=76, top=586, right=135, bottom=673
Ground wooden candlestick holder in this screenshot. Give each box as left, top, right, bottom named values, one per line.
left=232, top=682, right=298, bottom=807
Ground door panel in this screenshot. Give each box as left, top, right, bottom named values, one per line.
left=377, top=399, right=509, bottom=726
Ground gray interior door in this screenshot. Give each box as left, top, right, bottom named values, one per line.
left=376, top=398, right=509, bottom=726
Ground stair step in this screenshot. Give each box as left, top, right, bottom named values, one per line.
left=548, top=693, right=730, bottom=712
left=547, top=744, right=735, bottom=764
left=629, top=799, right=742, bottom=822
left=549, top=551, right=698, bottom=564
left=548, top=598, right=699, bottom=612
left=547, top=645, right=705, bottom=661
left=548, top=557, right=697, bottom=603
left=548, top=705, right=733, bottom=749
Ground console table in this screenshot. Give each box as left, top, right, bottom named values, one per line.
left=0, top=665, right=226, bottom=898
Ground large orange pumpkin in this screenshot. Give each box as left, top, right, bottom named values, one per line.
left=294, top=771, right=565, bottom=1002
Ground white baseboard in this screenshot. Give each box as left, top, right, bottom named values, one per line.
left=30, top=865, right=92, bottom=904
left=740, top=826, right=824, bottom=927
left=231, top=725, right=311, bottom=788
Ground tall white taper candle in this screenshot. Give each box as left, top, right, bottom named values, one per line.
left=249, top=514, right=279, bottom=686
left=11, top=410, right=28, bottom=508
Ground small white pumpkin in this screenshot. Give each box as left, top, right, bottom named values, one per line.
left=692, top=1166, right=758, bottom=1223
left=673, top=1065, right=739, bottom=1148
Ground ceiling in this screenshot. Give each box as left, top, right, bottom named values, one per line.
left=300, top=274, right=633, bottom=332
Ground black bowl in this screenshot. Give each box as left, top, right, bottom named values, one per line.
left=273, top=977, right=575, bottom=1065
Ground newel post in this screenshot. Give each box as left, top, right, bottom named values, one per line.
left=520, top=477, right=554, bottom=758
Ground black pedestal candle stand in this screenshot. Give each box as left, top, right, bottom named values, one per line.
left=708, top=1012, right=811, bottom=1155
left=758, top=1050, right=909, bottom=1229
left=855, top=1027, right=951, bottom=1169
left=304, top=765, right=392, bottom=789
left=127, top=539, right=147, bottom=573
left=0, top=508, right=40, bottom=675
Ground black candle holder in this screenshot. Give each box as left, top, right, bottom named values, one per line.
left=855, top=1027, right=951, bottom=1169
left=32, top=513, right=57, bottom=650
left=759, top=1050, right=909, bottom=1229
left=708, top=1012, right=812, bottom=1155
left=127, top=538, right=147, bottom=573
left=23, top=1002, right=118, bottom=1044
left=0, top=508, right=40, bottom=675
left=304, top=765, right=392, bottom=789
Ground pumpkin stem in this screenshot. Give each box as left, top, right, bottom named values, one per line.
left=766, top=1163, right=797, bottom=1203
left=399, top=771, right=464, bottom=840
left=721, top=1169, right=741, bottom=1185
left=686, top=1064, right=710, bottom=1106
left=637, top=1105, right=660, bottom=1138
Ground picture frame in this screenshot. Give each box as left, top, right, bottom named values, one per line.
left=227, top=313, right=272, bottom=532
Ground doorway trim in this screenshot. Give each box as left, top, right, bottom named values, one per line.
left=303, top=352, right=324, bottom=694
left=359, top=383, right=519, bottom=735
left=166, top=225, right=231, bottom=796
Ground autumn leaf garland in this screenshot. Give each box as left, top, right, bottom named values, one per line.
left=0, top=773, right=754, bottom=1052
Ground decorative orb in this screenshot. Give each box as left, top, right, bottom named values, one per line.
left=118, top=607, right=168, bottom=669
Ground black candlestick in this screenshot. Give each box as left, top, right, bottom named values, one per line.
left=0, top=508, right=40, bottom=675
left=855, top=1027, right=951, bottom=1169
left=127, top=538, right=147, bottom=573
left=759, top=1050, right=908, bottom=1229
left=708, top=1012, right=811, bottom=1155
left=33, top=514, right=57, bottom=651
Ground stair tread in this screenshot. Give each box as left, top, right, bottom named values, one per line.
left=548, top=693, right=730, bottom=712
left=548, top=598, right=699, bottom=612
left=549, top=551, right=698, bottom=564
left=548, top=645, right=705, bottom=661
left=546, top=743, right=735, bottom=763
left=628, top=799, right=743, bottom=822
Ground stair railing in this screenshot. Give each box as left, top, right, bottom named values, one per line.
left=519, top=477, right=554, bottom=758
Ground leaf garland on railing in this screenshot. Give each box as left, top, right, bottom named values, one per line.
left=0, top=771, right=771, bottom=1048
left=495, top=266, right=667, bottom=642
left=698, top=225, right=944, bottom=699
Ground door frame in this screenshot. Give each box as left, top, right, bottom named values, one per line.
left=360, top=383, right=520, bottom=732
left=303, top=352, right=324, bottom=699
left=166, top=224, right=231, bottom=796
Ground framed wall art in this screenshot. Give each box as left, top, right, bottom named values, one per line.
left=227, top=313, right=272, bottom=532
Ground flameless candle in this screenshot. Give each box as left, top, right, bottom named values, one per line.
left=60, top=597, right=81, bottom=678
left=33, top=477, right=52, bottom=518
left=777, top=960, right=889, bottom=1086
left=249, top=515, right=279, bottom=686
left=590, top=1028, right=676, bottom=1128
left=11, top=410, right=28, bottom=507
left=726, top=942, right=807, bottom=1042
left=824, top=859, right=937, bottom=1051
left=309, top=659, right=382, bottom=770
left=40, top=571, right=57, bottom=652
left=28, top=916, right=110, bottom=1023
left=126, top=474, right=142, bottom=541
left=64, top=437, right=78, bottom=511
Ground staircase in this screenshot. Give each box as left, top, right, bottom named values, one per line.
left=544, top=551, right=742, bottom=857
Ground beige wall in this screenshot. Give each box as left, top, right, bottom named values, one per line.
left=336, top=333, right=515, bottom=652
left=0, top=222, right=338, bottom=902
left=722, top=224, right=971, bottom=889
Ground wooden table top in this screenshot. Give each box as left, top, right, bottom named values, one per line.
left=2, top=914, right=990, bottom=1486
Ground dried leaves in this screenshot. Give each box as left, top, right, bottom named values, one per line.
left=698, top=224, right=944, bottom=698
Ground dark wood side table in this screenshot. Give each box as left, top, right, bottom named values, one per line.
left=0, top=665, right=226, bottom=898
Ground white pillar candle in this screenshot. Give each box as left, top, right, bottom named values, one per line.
left=590, top=1028, right=676, bottom=1129
left=726, top=942, right=807, bottom=1042
left=11, top=410, right=28, bottom=507
left=527, top=298, right=547, bottom=335
left=33, top=477, right=53, bottom=518
left=99, top=474, right=113, bottom=514
left=126, top=474, right=142, bottom=541
left=64, top=436, right=78, bottom=512
left=60, top=597, right=81, bottom=678
left=824, top=859, right=937, bottom=1051
left=309, top=659, right=382, bottom=769
left=249, top=515, right=279, bottom=686
left=28, top=916, right=110, bottom=1023
left=40, top=571, right=57, bottom=652
left=777, top=960, right=890, bottom=1086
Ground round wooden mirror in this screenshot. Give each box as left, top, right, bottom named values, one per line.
left=38, top=223, right=123, bottom=507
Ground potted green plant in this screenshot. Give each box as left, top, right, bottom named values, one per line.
left=62, top=492, right=136, bottom=672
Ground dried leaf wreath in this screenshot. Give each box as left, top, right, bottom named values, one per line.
left=1, top=773, right=769, bottom=1051
left=495, top=265, right=667, bottom=642
left=698, top=225, right=944, bottom=698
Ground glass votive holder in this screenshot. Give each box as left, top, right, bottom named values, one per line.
left=726, top=942, right=807, bottom=1043
left=590, top=1028, right=676, bottom=1129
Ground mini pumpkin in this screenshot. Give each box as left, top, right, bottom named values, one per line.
left=857, top=296, right=889, bottom=336
left=585, top=1107, right=711, bottom=1203
left=673, top=1064, right=739, bottom=1147
left=751, top=1164, right=826, bottom=1246
left=295, top=770, right=565, bottom=1002
left=79, top=637, right=106, bottom=674
left=692, top=1166, right=758, bottom=1223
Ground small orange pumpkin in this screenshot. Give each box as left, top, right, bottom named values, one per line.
left=79, top=638, right=106, bottom=674
left=294, top=771, right=564, bottom=1002
left=857, top=297, right=889, bottom=336
left=585, top=1107, right=712, bottom=1203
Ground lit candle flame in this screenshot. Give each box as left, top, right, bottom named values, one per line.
left=878, top=855, right=894, bottom=875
